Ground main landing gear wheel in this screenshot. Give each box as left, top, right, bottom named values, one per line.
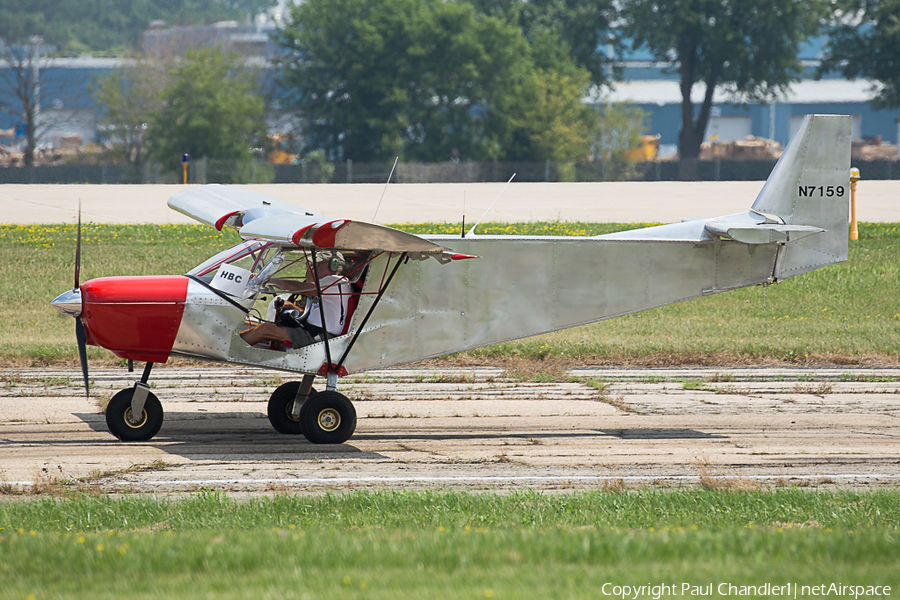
left=299, top=391, right=357, bottom=444
left=105, top=388, right=164, bottom=442
left=267, top=381, right=318, bottom=435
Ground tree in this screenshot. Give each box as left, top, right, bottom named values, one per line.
left=507, top=68, right=595, bottom=166
left=464, top=0, right=620, bottom=86
left=91, top=56, right=170, bottom=169
left=277, top=0, right=510, bottom=162
left=590, top=103, right=647, bottom=181
left=0, top=37, right=50, bottom=167
left=819, top=0, right=900, bottom=109
left=504, top=27, right=597, bottom=165
left=276, top=0, right=596, bottom=165
left=145, top=47, right=266, bottom=173
left=621, top=0, right=829, bottom=168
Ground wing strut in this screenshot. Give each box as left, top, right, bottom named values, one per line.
left=329, top=252, right=408, bottom=376
left=309, top=248, right=334, bottom=370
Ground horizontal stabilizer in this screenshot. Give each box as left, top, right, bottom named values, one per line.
left=704, top=222, right=824, bottom=245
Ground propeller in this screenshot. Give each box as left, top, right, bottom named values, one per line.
left=74, top=200, right=89, bottom=397
left=75, top=318, right=89, bottom=397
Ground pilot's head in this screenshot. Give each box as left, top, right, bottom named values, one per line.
left=315, top=251, right=345, bottom=274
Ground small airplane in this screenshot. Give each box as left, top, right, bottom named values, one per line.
left=52, top=114, right=851, bottom=445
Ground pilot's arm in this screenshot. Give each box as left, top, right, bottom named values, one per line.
left=266, top=277, right=319, bottom=296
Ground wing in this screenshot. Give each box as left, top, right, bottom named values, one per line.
left=168, top=184, right=454, bottom=256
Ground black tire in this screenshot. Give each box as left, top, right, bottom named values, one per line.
left=299, top=391, right=357, bottom=444
left=267, top=382, right=317, bottom=435
left=106, top=388, right=164, bottom=442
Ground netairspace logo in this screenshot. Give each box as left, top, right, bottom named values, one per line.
left=600, top=583, right=892, bottom=599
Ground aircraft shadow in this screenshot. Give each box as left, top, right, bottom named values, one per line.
left=352, top=428, right=726, bottom=441
left=71, top=413, right=725, bottom=463
left=597, top=429, right=726, bottom=440
left=74, top=412, right=386, bottom=461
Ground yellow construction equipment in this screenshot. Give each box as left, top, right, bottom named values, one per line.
left=267, top=133, right=299, bottom=165
left=627, top=134, right=660, bottom=161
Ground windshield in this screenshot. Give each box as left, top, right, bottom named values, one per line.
left=186, top=240, right=275, bottom=282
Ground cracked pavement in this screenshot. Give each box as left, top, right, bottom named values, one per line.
left=1, top=366, right=899, bottom=494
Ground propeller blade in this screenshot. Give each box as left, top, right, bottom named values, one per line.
left=75, top=318, right=89, bottom=397
left=74, top=199, right=82, bottom=290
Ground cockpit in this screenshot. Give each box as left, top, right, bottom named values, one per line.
left=186, top=241, right=375, bottom=351
left=187, top=241, right=370, bottom=296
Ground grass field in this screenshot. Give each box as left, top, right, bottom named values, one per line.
left=2, top=221, right=899, bottom=367
left=1, top=489, right=898, bottom=598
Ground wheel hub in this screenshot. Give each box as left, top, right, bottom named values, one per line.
left=317, top=408, right=340, bottom=432
left=124, top=407, right=148, bottom=428
left=284, top=404, right=300, bottom=422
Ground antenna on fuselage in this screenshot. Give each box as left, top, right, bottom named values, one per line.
left=372, top=156, right=399, bottom=224
left=466, top=172, right=515, bottom=237
left=461, top=190, right=466, bottom=238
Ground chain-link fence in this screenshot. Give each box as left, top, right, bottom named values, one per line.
left=1, top=157, right=898, bottom=184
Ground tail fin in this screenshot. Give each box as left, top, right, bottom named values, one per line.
left=752, top=114, right=851, bottom=279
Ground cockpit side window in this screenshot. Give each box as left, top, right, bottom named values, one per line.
left=256, top=249, right=312, bottom=294
left=254, top=249, right=374, bottom=294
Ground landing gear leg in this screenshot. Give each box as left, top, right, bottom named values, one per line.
left=130, top=362, right=154, bottom=420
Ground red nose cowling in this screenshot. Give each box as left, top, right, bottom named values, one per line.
left=81, top=276, right=189, bottom=363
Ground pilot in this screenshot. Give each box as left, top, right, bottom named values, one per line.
left=240, top=251, right=350, bottom=349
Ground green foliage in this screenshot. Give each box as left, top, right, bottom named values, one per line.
left=820, top=0, right=900, bottom=109
left=621, top=0, right=830, bottom=159
left=145, top=47, right=267, bottom=173
left=275, top=0, right=596, bottom=164
left=92, top=50, right=267, bottom=177
left=304, top=150, right=336, bottom=183
left=0, top=0, right=278, bottom=54
left=510, top=66, right=596, bottom=174
left=590, top=103, right=648, bottom=181
left=91, top=57, right=169, bottom=168
left=518, top=0, right=620, bottom=86
left=462, top=0, right=621, bottom=86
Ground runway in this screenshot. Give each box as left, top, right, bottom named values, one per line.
left=2, top=366, right=898, bottom=494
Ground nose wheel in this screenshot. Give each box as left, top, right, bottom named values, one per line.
left=105, top=361, right=164, bottom=442
left=106, top=388, right=164, bottom=441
